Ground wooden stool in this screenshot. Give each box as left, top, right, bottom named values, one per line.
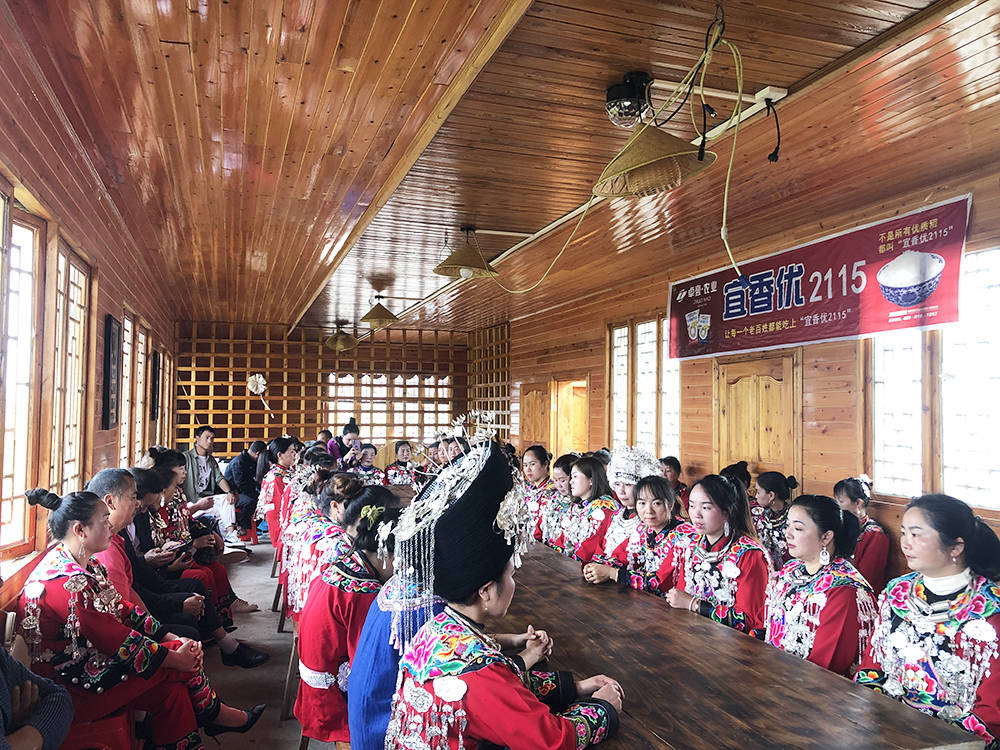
left=61, top=709, right=137, bottom=750
left=280, top=632, right=300, bottom=722
left=298, top=732, right=350, bottom=749
left=270, top=547, right=280, bottom=578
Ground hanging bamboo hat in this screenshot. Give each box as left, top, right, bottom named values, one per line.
left=593, top=127, right=716, bottom=198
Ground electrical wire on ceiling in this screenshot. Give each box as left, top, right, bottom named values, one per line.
left=476, top=4, right=750, bottom=294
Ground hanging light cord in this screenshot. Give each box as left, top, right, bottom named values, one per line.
left=765, top=98, right=781, bottom=162
left=478, top=5, right=744, bottom=294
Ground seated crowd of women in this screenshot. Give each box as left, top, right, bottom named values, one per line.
left=525, top=444, right=1000, bottom=746
left=6, top=443, right=279, bottom=749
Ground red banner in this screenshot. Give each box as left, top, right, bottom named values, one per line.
left=668, top=195, right=971, bottom=359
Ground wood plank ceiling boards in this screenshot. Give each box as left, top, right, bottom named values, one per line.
left=4, top=0, right=530, bottom=326
left=8, top=1, right=996, bottom=334
left=297, top=0, right=999, bottom=334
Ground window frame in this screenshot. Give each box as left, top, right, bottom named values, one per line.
left=866, top=316, right=1000, bottom=521
left=46, top=240, right=92, bottom=495
left=606, top=312, right=679, bottom=455
left=0, top=207, right=46, bottom=558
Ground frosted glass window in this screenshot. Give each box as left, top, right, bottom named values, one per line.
left=659, top=320, right=680, bottom=458
left=634, top=321, right=657, bottom=453
left=610, top=326, right=629, bottom=449
left=941, top=249, right=1000, bottom=509
left=872, top=328, right=923, bottom=497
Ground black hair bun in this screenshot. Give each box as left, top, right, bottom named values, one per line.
left=736, top=460, right=749, bottom=470
left=787, top=475, right=799, bottom=490
left=26, top=487, right=62, bottom=510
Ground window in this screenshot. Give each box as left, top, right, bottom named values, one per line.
left=871, top=248, right=1000, bottom=510
left=634, top=321, right=657, bottom=453
left=48, top=244, right=90, bottom=494
left=941, top=249, right=1000, bottom=508
left=326, top=371, right=454, bottom=444
left=608, top=315, right=680, bottom=457
left=133, top=327, right=148, bottom=461
left=119, top=315, right=133, bottom=465
left=0, top=216, right=40, bottom=552
left=610, top=326, right=629, bottom=449
left=872, top=328, right=923, bottom=498
left=158, top=352, right=173, bottom=446
left=660, top=323, right=681, bottom=458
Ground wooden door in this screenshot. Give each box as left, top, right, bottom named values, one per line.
left=553, top=379, right=589, bottom=457
left=519, top=382, right=550, bottom=449
left=715, top=349, right=802, bottom=480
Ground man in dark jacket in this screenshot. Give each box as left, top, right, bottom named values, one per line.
left=224, top=440, right=266, bottom=535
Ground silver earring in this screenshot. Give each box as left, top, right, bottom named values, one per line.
left=724, top=520, right=731, bottom=537
left=819, top=547, right=830, bottom=566
left=951, top=556, right=957, bottom=565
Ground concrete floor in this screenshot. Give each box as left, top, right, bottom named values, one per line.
left=202, top=543, right=337, bottom=750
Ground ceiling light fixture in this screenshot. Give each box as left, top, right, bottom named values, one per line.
left=359, top=295, right=399, bottom=328
left=325, top=321, right=357, bottom=352
left=432, top=226, right=499, bottom=279
left=605, top=71, right=652, bottom=128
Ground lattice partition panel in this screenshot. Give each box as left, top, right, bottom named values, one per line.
left=174, top=323, right=469, bottom=458
left=469, top=322, right=511, bottom=440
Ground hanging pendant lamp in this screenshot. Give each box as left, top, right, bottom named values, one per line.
left=593, top=127, right=716, bottom=198
left=433, top=227, right=499, bottom=279
left=325, top=325, right=357, bottom=352
left=360, top=295, right=399, bottom=328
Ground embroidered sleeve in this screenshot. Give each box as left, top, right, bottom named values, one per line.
left=526, top=669, right=577, bottom=712
left=853, top=667, right=887, bottom=692
left=124, top=604, right=167, bottom=641
left=115, top=630, right=168, bottom=678
left=616, top=565, right=664, bottom=594
left=560, top=698, right=620, bottom=748
left=697, top=600, right=751, bottom=632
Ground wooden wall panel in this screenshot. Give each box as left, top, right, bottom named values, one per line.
left=469, top=323, right=511, bottom=440
left=0, top=9, right=175, bottom=479
left=174, top=324, right=469, bottom=459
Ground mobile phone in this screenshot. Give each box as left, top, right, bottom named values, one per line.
left=353, top=439, right=362, bottom=450
left=172, top=541, right=194, bottom=558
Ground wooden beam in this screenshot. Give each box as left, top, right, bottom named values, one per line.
left=287, top=0, right=534, bottom=333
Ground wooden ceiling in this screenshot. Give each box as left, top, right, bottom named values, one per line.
left=9, top=0, right=991, bottom=333
left=295, top=0, right=949, bottom=331
left=5, top=0, right=528, bottom=324
left=389, top=0, right=1000, bottom=331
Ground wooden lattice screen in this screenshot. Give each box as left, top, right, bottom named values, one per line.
left=469, top=322, right=511, bottom=440
left=174, top=323, right=469, bottom=458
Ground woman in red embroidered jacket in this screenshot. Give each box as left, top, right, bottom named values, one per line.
left=584, top=475, right=695, bottom=593
left=386, top=441, right=421, bottom=489
left=386, top=441, right=621, bottom=749
left=520, top=445, right=555, bottom=523
left=763, top=495, right=876, bottom=676
left=295, top=488, right=401, bottom=743
left=258, top=437, right=298, bottom=549
left=18, top=489, right=264, bottom=750
left=659, top=456, right=690, bottom=515
left=149, top=448, right=247, bottom=624
left=752, top=471, right=799, bottom=571
left=535, top=454, right=579, bottom=553
left=855, top=494, right=1000, bottom=745
left=575, top=447, right=650, bottom=565
left=565, top=456, right=620, bottom=563
left=286, top=469, right=357, bottom=619
left=834, top=475, right=890, bottom=593
left=662, top=474, right=770, bottom=633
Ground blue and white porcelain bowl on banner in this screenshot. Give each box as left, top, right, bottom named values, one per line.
left=876, top=250, right=946, bottom=308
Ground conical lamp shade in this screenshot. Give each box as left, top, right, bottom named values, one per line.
left=433, top=242, right=499, bottom=278
left=360, top=301, right=399, bottom=328
left=325, top=330, right=357, bottom=352
left=593, top=127, right=716, bottom=198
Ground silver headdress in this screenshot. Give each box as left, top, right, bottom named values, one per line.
left=384, top=412, right=533, bottom=650
left=607, top=446, right=661, bottom=485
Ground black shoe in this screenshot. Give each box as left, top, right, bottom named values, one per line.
left=220, top=642, right=269, bottom=668
left=223, top=624, right=238, bottom=633
left=204, top=703, right=266, bottom=739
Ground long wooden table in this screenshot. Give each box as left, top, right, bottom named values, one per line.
left=505, top=545, right=979, bottom=749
